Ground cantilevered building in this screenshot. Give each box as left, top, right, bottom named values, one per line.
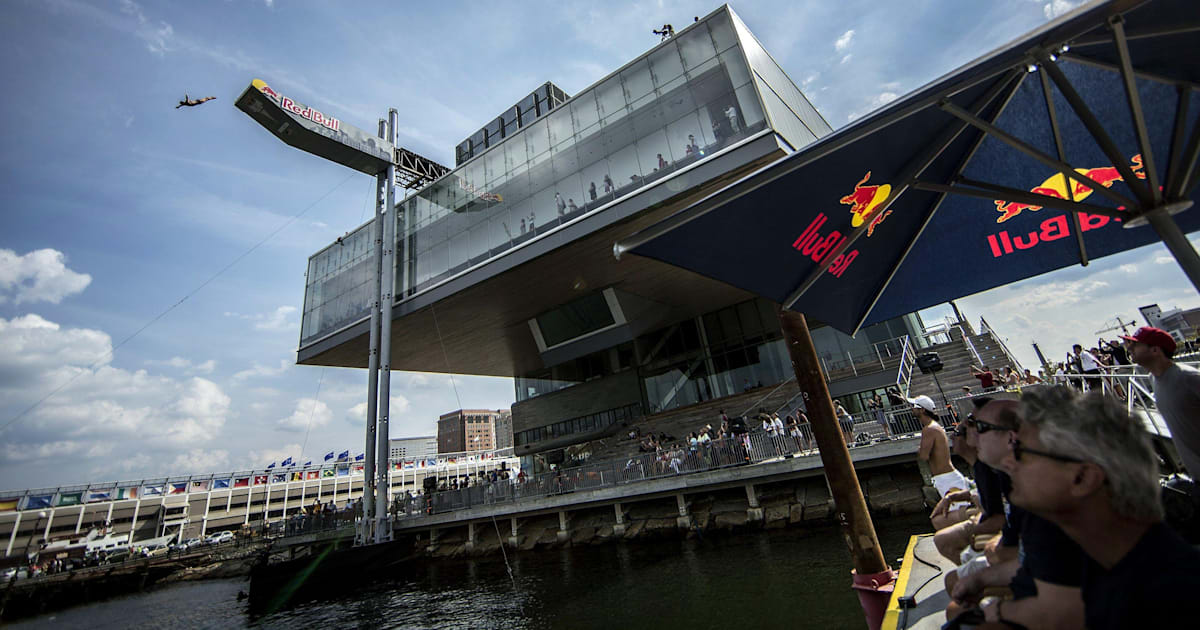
left=298, top=6, right=924, bottom=471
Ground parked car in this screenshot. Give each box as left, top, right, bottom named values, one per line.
left=205, top=531, right=234, bottom=545
left=142, top=543, right=169, bottom=558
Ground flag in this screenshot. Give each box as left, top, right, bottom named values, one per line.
left=303, top=461, right=311, bottom=467
left=0, top=498, right=18, bottom=512
left=393, top=462, right=402, bottom=470
left=337, top=450, right=350, bottom=462
left=116, top=487, right=138, bottom=500
left=305, top=471, right=319, bottom=480
left=271, top=474, right=286, bottom=484
left=426, top=458, right=437, bottom=467
left=27, top=495, right=53, bottom=509
left=322, top=469, right=335, bottom=478
left=354, top=453, right=364, bottom=461
left=143, top=485, right=164, bottom=497
left=336, top=465, right=349, bottom=477
left=254, top=475, right=268, bottom=485
left=403, top=461, right=414, bottom=469
left=234, top=477, right=250, bottom=488
left=213, top=479, right=231, bottom=490
left=57, top=492, right=82, bottom=506
left=191, top=480, right=209, bottom=492
left=281, top=457, right=293, bottom=467
left=170, top=483, right=188, bottom=495
left=267, top=462, right=276, bottom=469
left=324, top=451, right=335, bottom=461
left=291, top=472, right=304, bottom=481
left=352, top=464, right=363, bottom=474
left=86, top=489, right=113, bottom=503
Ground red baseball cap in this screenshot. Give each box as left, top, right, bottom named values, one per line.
left=1121, top=326, right=1177, bottom=355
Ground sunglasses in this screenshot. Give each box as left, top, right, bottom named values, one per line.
left=1010, top=438, right=1085, bottom=464
left=965, top=413, right=1012, bottom=434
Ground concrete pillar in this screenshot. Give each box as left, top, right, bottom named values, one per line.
left=676, top=494, right=692, bottom=529
left=6, top=512, right=21, bottom=557
left=612, top=503, right=626, bottom=536
left=508, top=517, right=520, bottom=548
left=426, top=527, right=439, bottom=554
left=745, top=484, right=763, bottom=522
left=465, top=522, right=477, bottom=552
left=557, top=510, right=569, bottom=542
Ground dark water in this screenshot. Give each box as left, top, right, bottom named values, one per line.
left=12, top=513, right=929, bottom=630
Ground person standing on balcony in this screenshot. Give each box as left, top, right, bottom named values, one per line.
left=1123, top=327, right=1200, bottom=479
left=1074, top=344, right=1103, bottom=391
left=835, top=402, right=855, bottom=445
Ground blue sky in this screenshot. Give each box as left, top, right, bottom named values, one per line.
left=2, top=0, right=1195, bottom=489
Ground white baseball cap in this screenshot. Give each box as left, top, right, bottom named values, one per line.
left=907, top=395, right=936, bottom=413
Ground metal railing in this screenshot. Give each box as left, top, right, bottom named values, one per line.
left=389, top=407, right=928, bottom=521
left=980, top=316, right=1024, bottom=373
left=819, top=335, right=912, bottom=379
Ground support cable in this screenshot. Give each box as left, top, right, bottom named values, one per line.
left=299, top=368, right=326, bottom=463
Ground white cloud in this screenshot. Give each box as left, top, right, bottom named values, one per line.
left=233, top=359, right=291, bottom=381
left=247, top=443, right=304, bottom=470
left=840, top=54, right=853, bottom=65
left=255, top=306, right=298, bottom=331
left=834, top=29, right=855, bottom=52
left=1155, top=256, right=1174, bottom=265
left=346, top=395, right=411, bottom=424
left=0, top=249, right=92, bottom=305
left=1043, top=0, right=1084, bottom=20
left=145, top=356, right=216, bottom=374
left=846, top=91, right=901, bottom=122
left=119, top=0, right=174, bottom=55
left=171, top=448, right=231, bottom=474
left=277, top=398, right=333, bottom=431
left=1118, top=263, right=1138, bottom=274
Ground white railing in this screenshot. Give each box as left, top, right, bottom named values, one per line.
left=980, top=316, right=1024, bottom=373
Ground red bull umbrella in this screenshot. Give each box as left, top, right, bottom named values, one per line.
left=615, top=0, right=1200, bottom=336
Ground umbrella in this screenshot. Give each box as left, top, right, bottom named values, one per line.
left=615, top=0, right=1200, bottom=336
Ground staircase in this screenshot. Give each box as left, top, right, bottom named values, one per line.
left=906, top=322, right=1022, bottom=406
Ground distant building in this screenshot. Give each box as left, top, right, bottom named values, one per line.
left=1140, top=303, right=1196, bottom=341
left=494, top=410, right=514, bottom=450
left=437, top=409, right=499, bottom=453
left=388, top=436, right=437, bottom=462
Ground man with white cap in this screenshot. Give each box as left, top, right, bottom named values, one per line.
left=912, top=394, right=968, bottom=498
left=1123, top=326, right=1200, bottom=478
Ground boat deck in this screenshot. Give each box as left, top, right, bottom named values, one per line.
left=883, top=534, right=956, bottom=630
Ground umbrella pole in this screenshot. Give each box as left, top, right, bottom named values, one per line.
left=1146, top=208, right=1200, bottom=294
left=778, top=307, right=892, bottom=629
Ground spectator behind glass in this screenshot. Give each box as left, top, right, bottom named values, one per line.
left=1005, top=387, right=1200, bottom=630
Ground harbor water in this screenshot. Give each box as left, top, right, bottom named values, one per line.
left=11, top=512, right=929, bottom=629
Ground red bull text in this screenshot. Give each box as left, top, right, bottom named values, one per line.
left=986, top=211, right=1118, bottom=258
left=992, top=155, right=1144, bottom=223
left=253, top=79, right=341, bottom=133
left=792, top=212, right=858, bottom=278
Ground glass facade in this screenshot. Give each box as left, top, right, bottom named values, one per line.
left=299, top=7, right=830, bottom=351
left=513, top=402, right=641, bottom=447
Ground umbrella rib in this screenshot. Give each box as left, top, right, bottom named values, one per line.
left=1061, top=53, right=1200, bottom=91
left=1037, top=55, right=1154, bottom=207
left=781, top=70, right=1023, bottom=311
left=1069, top=22, right=1200, bottom=47
left=850, top=73, right=1028, bottom=336
left=938, top=98, right=1139, bottom=210
left=1164, top=86, right=1193, bottom=200
left=1039, top=67, right=1088, bottom=266
left=915, top=179, right=1126, bottom=219
left=1109, top=16, right=1162, bottom=205
left=1171, top=95, right=1200, bottom=200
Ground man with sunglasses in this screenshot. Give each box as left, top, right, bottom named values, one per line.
left=948, top=398, right=1086, bottom=630
left=1005, top=387, right=1200, bottom=630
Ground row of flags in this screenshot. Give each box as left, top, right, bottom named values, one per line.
left=269, top=451, right=362, bottom=469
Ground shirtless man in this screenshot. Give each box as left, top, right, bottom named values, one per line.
left=176, top=94, right=217, bottom=108
left=913, top=394, right=967, bottom=497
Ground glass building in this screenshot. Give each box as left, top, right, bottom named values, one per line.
left=297, top=6, right=923, bottom=461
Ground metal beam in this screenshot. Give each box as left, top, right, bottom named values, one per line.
left=1171, top=93, right=1200, bottom=200
left=1164, top=86, right=1193, bottom=200
left=913, top=179, right=1126, bottom=219
left=938, top=98, right=1139, bottom=210
left=850, top=73, right=1027, bottom=335
left=1038, top=55, right=1155, bottom=207
left=1110, top=16, right=1162, bottom=205
left=1069, top=23, right=1200, bottom=47
left=1039, top=67, right=1089, bottom=265
left=1061, top=53, right=1200, bottom=92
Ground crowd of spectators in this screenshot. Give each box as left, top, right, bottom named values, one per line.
left=921, top=332, right=1200, bottom=630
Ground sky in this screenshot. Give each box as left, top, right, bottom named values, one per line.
left=2, top=0, right=1194, bottom=490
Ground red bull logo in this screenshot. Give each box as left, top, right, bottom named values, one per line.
left=251, top=78, right=341, bottom=133
left=993, top=154, right=1144, bottom=223
left=839, top=172, right=893, bottom=237
left=791, top=212, right=858, bottom=278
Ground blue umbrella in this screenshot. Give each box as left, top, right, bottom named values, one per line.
left=617, top=0, right=1200, bottom=336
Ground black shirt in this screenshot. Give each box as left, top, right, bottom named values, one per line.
left=1008, top=512, right=1085, bottom=599
left=974, top=461, right=1005, bottom=520
left=1082, top=522, right=1200, bottom=630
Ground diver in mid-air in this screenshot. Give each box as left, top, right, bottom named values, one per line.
left=176, top=94, right=217, bottom=109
